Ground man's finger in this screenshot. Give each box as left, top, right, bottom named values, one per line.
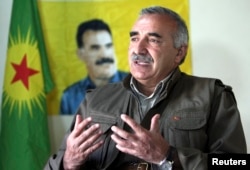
left=150, top=114, right=161, bottom=133
left=72, top=115, right=92, bottom=137
left=79, top=126, right=103, bottom=152
left=111, top=125, right=131, bottom=140
left=120, top=114, right=143, bottom=133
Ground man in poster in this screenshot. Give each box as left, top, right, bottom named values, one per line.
left=60, top=19, right=127, bottom=115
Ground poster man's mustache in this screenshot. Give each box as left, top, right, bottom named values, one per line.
left=96, top=58, right=114, bottom=65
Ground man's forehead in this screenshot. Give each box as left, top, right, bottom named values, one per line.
left=83, top=30, right=111, bottom=37
left=83, top=30, right=112, bottom=44
left=131, top=14, right=177, bottom=36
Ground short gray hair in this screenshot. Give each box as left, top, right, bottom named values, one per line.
left=139, top=6, right=189, bottom=49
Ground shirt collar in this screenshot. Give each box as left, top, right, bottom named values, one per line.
left=130, top=72, right=173, bottom=99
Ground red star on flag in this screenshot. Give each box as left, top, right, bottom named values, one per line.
left=11, top=54, right=39, bottom=90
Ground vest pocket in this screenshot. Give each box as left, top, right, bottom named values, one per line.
left=87, top=112, right=123, bottom=169
left=167, top=110, right=207, bottom=150
left=90, top=113, right=118, bottom=133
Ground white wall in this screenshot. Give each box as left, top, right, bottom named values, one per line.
left=0, top=0, right=249, bottom=153
left=190, top=0, right=250, bottom=153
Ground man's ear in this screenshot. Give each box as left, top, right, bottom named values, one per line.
left=175, top=45, right=188, bottom=64
left=77, top=48, right=86, bottom=61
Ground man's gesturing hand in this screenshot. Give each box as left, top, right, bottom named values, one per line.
left=63, top=114, right=104, bottom=170
left=111, top=114, right=169, bottom=165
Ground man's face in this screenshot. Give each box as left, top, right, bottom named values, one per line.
left=128, top=14, right=186, bottom=86
left=78, top=30, right=117, bottom=79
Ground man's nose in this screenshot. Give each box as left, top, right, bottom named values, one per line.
left=135, top=39, right=148, bottom=54
left=100, top=47, right=112, bottom=57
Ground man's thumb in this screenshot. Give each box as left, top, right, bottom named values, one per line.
left=150, top=114, right=161, bottom=133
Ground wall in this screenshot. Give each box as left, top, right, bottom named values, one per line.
left=0, top=0, right=249, bottom=153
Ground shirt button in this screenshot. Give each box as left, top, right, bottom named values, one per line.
left=173, top=116, right=181, bottom=121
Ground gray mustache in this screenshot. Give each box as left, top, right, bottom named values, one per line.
left=132, top=54, right=153, bottom=63
left=95, top=58, right=114, bottom=65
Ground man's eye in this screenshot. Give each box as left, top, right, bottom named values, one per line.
left=130, top=37, right=138, bottom=42
left=149, top=39, right=160, bottom=44
left=91, top=45, right=100, bottom=50
left=106, top=43, right=113, bottom=48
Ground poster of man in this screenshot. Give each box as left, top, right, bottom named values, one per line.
left=60, top=19, right=127, bottom=115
